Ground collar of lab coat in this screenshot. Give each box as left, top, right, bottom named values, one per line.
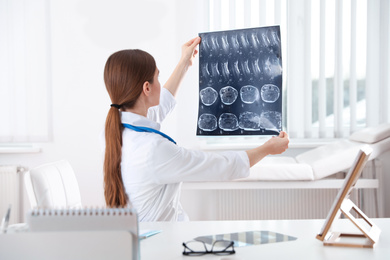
left=120, top=111, right=161, bottom=131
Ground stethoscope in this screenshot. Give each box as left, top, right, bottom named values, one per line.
left=122, top=123, right=176, bottom=144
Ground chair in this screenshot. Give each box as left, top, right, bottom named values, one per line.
left=24, top=160, right=82, bottom=209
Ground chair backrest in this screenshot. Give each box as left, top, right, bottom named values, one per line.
left=24, top=160, right=82, bottom=209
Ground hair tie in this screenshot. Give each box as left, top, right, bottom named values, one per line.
left=110, top=104, right=121, bottom=109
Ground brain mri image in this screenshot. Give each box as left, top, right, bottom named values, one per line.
left=239, top=111, right=261, bottom=131
left=240, top=85, right=260, bottom=104
left=219, top=86, right=238, bottom=105
left=219, top=113, right=239, bottom=131
left=261, top=84, right=280, bottom=103
left=198, top=113, right=218, bottom=131
left=200, top=87, right=218, bottom=106
left=197, top=26, right=283, bottom=136
left=260, top=111, right=282, bottom=131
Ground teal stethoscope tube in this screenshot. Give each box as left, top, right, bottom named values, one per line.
left=122, top=123, right=176, bottom=144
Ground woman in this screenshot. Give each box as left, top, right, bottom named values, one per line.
left=103, top=37, right=289, bottom=221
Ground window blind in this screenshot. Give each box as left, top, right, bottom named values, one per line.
left=0, top=0, right=52, bottom=142
left=206, top=0, right=390, bottom=139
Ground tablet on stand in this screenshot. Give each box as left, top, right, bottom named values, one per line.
left=316, top=146, right=381, bottom=248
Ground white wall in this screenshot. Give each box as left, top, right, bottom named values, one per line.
left=1, top=0, right=389, bottom=218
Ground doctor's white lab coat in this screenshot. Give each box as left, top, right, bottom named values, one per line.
left=119, top=88, right=250, bottom=222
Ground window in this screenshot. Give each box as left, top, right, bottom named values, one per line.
left=206, top=0, right=390, bottom=139
left=0, top=0, right=52, bottom=142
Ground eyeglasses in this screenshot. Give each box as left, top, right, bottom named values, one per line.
left=182, top=240, right=235, bottom=256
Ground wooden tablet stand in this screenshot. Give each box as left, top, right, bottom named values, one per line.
left=319, top=199, right=381, bottom=248
left=316, top=147, right=381, bottom=248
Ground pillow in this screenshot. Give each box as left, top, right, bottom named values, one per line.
left=295, top=140, right=363, bottom=179
left=349, top=123, right=390, bottom=144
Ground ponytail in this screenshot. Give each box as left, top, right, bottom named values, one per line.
left=103, top=107, right=128, bottom=207
left=103, top=49, right=156, bottom=208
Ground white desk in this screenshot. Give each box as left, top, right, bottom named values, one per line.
left=0, top=230, right=136, bottom=260
left=140, top=218, right=390, bottom=259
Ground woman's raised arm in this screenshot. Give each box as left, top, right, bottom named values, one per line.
left=164, top=37, right=201, bottom=97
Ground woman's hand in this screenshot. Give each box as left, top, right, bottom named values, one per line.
left=263, top=131, right=289, bottom=155
left=245, top=131, right=289, bottom=167
left=180, top=37, right=201, bottom=69
left=164, top=37, right=201, bottom=97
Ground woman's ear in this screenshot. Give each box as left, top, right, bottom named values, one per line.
left=143, top=81, right=151, bottom=96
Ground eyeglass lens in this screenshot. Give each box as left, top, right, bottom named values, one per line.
left=183, top=240, right=235, bottom=256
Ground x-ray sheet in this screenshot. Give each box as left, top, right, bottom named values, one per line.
left=197, top=26, right=282, bottom=136
left=194, top=230, right=297, bottom=247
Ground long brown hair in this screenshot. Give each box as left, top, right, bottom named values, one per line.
left=103, top=49, right=156, bottom=207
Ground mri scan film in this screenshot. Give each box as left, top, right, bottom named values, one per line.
left=197, top=26, right=283, bottom=136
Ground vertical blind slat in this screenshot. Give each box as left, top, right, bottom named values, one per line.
left=259, top=0, right=267, bottom=26
left=380, top=0, right=390, bottom=123
left=286, top=0, right=306, bottom=138
left=204, top=0, right=210, bottom=31
left=366, top=0, right=381, bottom=126
left=229, top=0, right=236, bottom=29
left=334, top=0, right=343, bottom=137
left=318, top=0, right=327, bottom=138
left=387, top=0, right=390, bottom=123
left=349, top=0, right=357, bottom=133
left=304, top=0, right=312, bottom=138
left=213, top=0, right=222, bottom=30
left=44, top=0, right=53, bottom=142
left=12, top=0, right=27, bottom=141
left=0, top=0, right=12, bottom=141
left=274, top=0, right=282, bottom=25
left=244, top=0, right=251, bottom=27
